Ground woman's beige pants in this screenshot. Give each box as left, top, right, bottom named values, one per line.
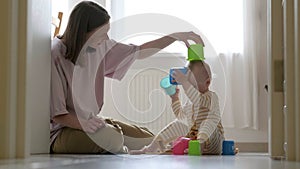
left=51, top=119, right=154, bottom=154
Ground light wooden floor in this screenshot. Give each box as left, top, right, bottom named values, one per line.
left=0, top=153, right=299, bottom=169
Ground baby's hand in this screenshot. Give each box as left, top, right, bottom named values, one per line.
left=172, top=69, right=189, bottom=85
left=170, top=88, right=180, bottom=100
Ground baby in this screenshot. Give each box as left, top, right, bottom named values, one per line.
left=130, top=60, right=224, bottom=155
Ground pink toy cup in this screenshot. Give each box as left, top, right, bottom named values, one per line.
left=172, top=137, right=191, bottom=155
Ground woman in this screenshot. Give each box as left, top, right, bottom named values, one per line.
left=50, top=1, right=204, bottom=154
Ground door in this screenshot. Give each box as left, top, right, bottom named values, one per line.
left=268, top=0, right=300, bottom=161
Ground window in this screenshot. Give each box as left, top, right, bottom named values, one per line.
left=109, top=0, right=244, bottom=55
left=51, top=0, right=106, bottom=37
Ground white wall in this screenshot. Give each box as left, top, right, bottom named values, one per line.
left=29, top=0, right=109, bottom=154
left=28, top=0, right=51, bottom=154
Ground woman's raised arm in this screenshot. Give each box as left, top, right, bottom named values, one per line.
left=137, top=31, right=204, bottom=59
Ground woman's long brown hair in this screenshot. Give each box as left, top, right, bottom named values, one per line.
left=61, top=1, right=110, bottom=64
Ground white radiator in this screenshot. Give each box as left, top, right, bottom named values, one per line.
left=102, top=54, right=187, bottom=134
left=103, top=68, right=178, bottom=134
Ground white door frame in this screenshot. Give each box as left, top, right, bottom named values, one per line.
left=0, top=0, right=51, bottom=158
left=267, top=0, right=285, bottom=158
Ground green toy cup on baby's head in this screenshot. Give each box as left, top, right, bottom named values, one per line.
left=188, top=44, right=205, bottom=61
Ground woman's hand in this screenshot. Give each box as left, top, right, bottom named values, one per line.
left=170, top=31, right=205, bottom=47
left=139, top=31, right=204, bottom=59
left=81, top=116, right=106, bottom=133
left=52, top=113, right=106, bottom=133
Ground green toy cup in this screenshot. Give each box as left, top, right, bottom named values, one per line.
left=160, top=77, right=176, bottom=96
left=188, top=140, right=201, bottom=156
left=188, top=44, right=205, bottom=61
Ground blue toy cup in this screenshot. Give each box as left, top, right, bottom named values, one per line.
left=160, top=77, right=176, bottom=95
left=222, top=140, right=235, bottom=155
left=169, top=67, right=188, bottom=85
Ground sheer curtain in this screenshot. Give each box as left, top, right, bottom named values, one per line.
left=220, top=0, right=267, bottom=129
left=108, top=0, right=267, bottom=129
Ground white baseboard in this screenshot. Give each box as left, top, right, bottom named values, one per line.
left=236, top=142, right=268, bottom=153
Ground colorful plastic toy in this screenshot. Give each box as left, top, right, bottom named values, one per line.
left=188, top=44, right=205, bottom=61
left=188, top=140, right=201, bottom=156
left=169, top=67, right=188, bottom=85
left=172, top=137, right=191, bottom=155
left=222, top=140, right=235, bottom=155
left=160, top=76, right=176, bottom=95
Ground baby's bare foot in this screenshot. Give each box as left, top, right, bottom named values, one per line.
left=129, top=147, right=147, bottom=155
left=129, top=141, right=164, bottom=155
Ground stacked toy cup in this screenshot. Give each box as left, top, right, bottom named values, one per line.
left=160, top=77, right=176, bottom=96
left=187, top=44, right=205, bottom=61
